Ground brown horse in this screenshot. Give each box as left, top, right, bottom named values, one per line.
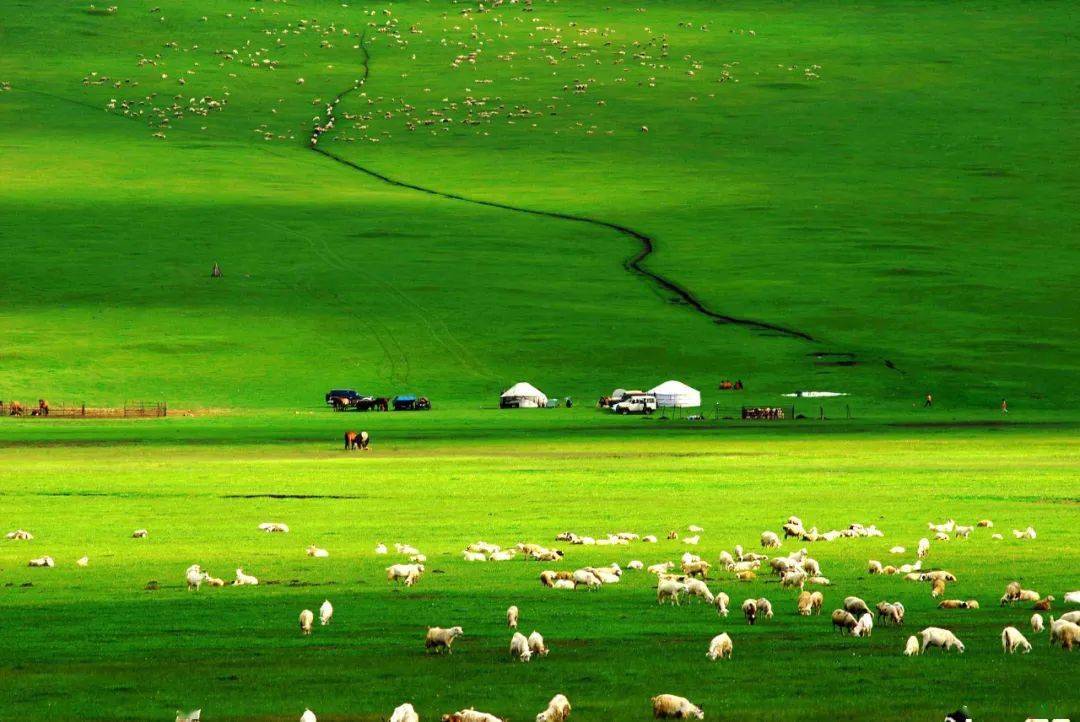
left=372, top=397, right=389, bottom=412
left=343, top=430, right=370, bottom=450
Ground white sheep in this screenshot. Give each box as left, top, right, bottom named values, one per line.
left=657, top=579, right=687, bottom=606
left=425, top=626, right=464, bottom=654
left=919, top=626, right=965, bottom=653
left=507, top=605, right=519, bottom=629
left=742, top=598, right=758, bottom=625
left=76, top=556, right=89, bottom=567
left=684, top=578, right=714, bottom=603
left=917, top=538, right=930, bottom=558
left=889, top=546, right=906, bottom=554
left=300, top=710, right=316, bottom=722
left=648, top=562, right=674, bottom=575
left=628, top=560, right=644, bottom=571
left=760, top=531, right=781, bottom=549
left=490, top=550, right=516, bottom=561
left=510, top=631, right=533, bottom=662
left=528, top=630, right=549, bottom=657
left=306, top=545, right=329, bottom=558
left=258, top=522, right=289, bottom=533
left=651, top=694, right=703, bottom=720
left=375, top=543, right=388, bottom=555
left=852, top=613, right=874, bottom=637
left=185, top=564, right=205, bottom=591
left=715, top=591, right=730, bottom=617
left=386, top=563, right=424, bottom=586
left=463, top=551, right=487, bottom=562
left=395, top=543, right=420, bottom=556
left=903, top=635, right=920, bottom=656
left=683, top=535, right=700, bottom=545
left=756, top=597, right=774, bottom=619
left=1001, top=626, right=1031, bottom=653
left=552, top=579, right=576, bottom=590
left=299, top=609, right=314, bottom=635
left=1063, top=591, right=1080, bottom=604
left=132, top=529, right=149, bottom=539
left=535, top=694, right=570, bottom=722
left=5, top=529, right=33, bottom=540
left=320, top=599, right=333, bottom=625
left=642, top=535, right=658, bottom=543
left=707, top=632, right=733, bottom=660
left=389, top=703, right=419, bottom=722
left=28, top=556, right=55, bottom=567
left=233, top=568, right=259, bottom=586
left=1031, top=613, right=1044, bottom=633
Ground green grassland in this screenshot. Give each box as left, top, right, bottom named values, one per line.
left=1, top=1, right=1078, bottom=720
left=0, top=428, right=1077, bottom=721
left=0, top=0, right=1076, bottom=414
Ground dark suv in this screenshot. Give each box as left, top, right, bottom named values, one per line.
left=325, top=389, right=361, bottom=405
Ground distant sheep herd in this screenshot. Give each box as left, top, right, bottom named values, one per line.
left=7, top=514, right=1077, bottom=722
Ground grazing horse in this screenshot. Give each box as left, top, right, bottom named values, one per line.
left=343, top=430, right=370, bottom=451
left=373, top=397, right=389, bottom=412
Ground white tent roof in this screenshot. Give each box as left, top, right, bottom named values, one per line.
left=647, top=380, right=701, bottom=407
left=501, top=382, right=547, bottom=402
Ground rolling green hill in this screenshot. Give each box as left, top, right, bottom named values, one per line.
left=0, top=0, right=1076, bottom=416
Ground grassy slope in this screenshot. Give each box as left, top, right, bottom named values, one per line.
left=0, top=428, right=1077, bottom=721
left=0, top=0, right=1076, bottom=415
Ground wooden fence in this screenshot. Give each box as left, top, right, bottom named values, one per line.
left=1, top=401, right=167, bottom=418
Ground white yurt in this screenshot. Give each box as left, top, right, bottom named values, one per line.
left=500, top=382, right=548, bottom=408
left=648, top=380, right=701, bottom=408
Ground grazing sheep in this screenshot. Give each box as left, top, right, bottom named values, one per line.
left=463, top=551, right=487, bottom=562
left=977, top=519, right=993, bottom=527
left=389, top=703, right=419, bottom=722
left=736, top=571, right=757, bottom=582
left=76, top=556, right=89, bottom=567
left=387, top=563, right=424, bottom=587
left=1017, top=588, right=1041, bottom=602
left=510, top=631, right=533, bottom=662
left=933, top=532, right=949, bottom=541
left=5, top=530, right=33, bottom=540
left=651, top=694, right=703, bottom=720
left=528, top=630, right=549, bottom=657
left=649, top=562, right=675, bottom=575
left=889, top=546, right=906, bottom=555
left=760, top=531, right=781, bottom=549
left=375, top=543, right=388, bottom=555
left=868, top=560, right=883, bottom=575
left=553, top=579, right=576, bottom=590
left=852, top=613, right=874, bottom=637
left=490, top=550, right=516, bottom=561
left=919, top=627, right=965, bottom=653
left=917, top=538, right=930, bottom=558
left=395, top=543, right=421, bottom=556
left=628, top=560, right=644, bottom=571
left=876, top=601, right=904, bottom=626
left=688, top=525, right=704, bottom=533
left=685, top=578, right=715, bottom=604
left=258, top=522, right=289, bottom=533
left=299, top=609, right=314, bottom=635
left=904, top=635, right=920, bottom=656
left=756, top=597, right=773, bottom=619
left=954, top=524, right=974, bottom=539
left=711, top=590, right=730, bottom=617
left=572, top=569, right=602, bottom=589
left=535, top=694, right=570, bottom=722
left=810, top=591, right=824, bottom=614
left=797, top=591, right=814, bottom=616
left=742, top=598, right=757, bottom=625
left=468, top=542, right=501, bottom=555
left=682, top=560, right=711, bottom=579
left=306, top=545, right=329, bottom=558
left=27, top=555, right=54, bottom=568
left=1063, top=591, right=1080, bottom=604
left=507, top=605, right=519, bottom=629
left=319, top=599, right=333, bottom=626
left=1049, top=617, right=1080, bottom=650
left=683, top=535, right=700, bottom=546
left=1033, top=595, right=1055, bottom=611
left=1001, top=626, right=1032, bottom=654
left=931, top=579, right=947, bottom=597
left=781, top=569, right=807, bottom=589
left=938, top=599, right=976, bottom=610
left=642, top=535, right=658, bottom=543
left=991, top=533, right=1004, bottom=540
left=928, top=520, right=956, bottom=534
left=132, top=529, right=148, bottom=539
left=832, top=609, right=858, bottom=634
left=1031, top=614, right=1045, bottom=633
left=707, top=632, right=733, bottom=660
left=204, top=576, right=225, bottom=587
left=844, top=596, right=871, bottom=617
left=425, top=626, right=464, bottom=654
left=658, top=579, right=687, bottom=606
left=1060, top=611, right=1080, bottom=624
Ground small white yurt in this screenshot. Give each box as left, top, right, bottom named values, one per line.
left=648, top=380, right=701, bottom=408
left=500, top=382, right=548, bottom=408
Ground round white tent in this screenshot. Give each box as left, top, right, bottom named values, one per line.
left=647, top=380, right=701, bottom=408
left=500, top=382, right=548, bottom=408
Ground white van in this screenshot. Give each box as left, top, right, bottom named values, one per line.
left=611, top=394, right=658, bottom=414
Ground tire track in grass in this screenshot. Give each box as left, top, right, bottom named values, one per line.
left=309, top=31, right=820, bottom=344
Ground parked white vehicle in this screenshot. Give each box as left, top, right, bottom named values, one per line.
left=611, top=394, right=658, bottom=414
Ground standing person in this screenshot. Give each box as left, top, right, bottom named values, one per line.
left=1001, top=398, right=1008, bottom=414
left=924, top=393, right=933, bottom=408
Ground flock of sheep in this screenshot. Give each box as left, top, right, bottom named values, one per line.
left=10, top=511, right=1077, bottom=721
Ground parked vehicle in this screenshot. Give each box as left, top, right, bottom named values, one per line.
left=611, top=393, right=657, bottom=415
left=393, top=395, right=431, bottom=411
left=325, top=389, right=361, bottom=405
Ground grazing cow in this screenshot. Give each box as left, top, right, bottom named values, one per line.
left=344, top=430, right=370, bottom=450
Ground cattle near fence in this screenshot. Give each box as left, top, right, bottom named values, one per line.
left=1, top=401, right=167, bottom=418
